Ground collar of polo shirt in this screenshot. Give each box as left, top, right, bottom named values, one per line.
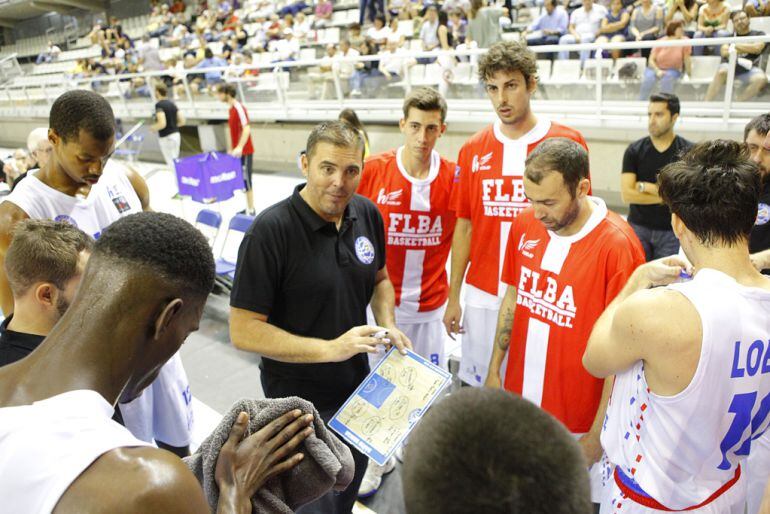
left=290, top=183, right=359, bottom=231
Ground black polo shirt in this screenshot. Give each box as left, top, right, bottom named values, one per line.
left=230, top=184, right=386, bottom=411
left=0, top=316, right=44, bottom=367
left=750, top=179, right=770, bottom=273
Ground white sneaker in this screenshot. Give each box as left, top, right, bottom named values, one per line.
left=357, top=457, right=396, bottom=498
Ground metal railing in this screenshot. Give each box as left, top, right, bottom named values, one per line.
left=0, top=35, right=768, bottom=129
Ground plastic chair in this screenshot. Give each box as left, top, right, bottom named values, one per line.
left=195, top=208, right=222, bottom=248
left=215, top=213, right=255, bottom=279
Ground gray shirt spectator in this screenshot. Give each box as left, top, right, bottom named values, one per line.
left=467, top=2, right=506, bottom=49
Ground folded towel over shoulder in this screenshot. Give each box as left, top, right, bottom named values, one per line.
left=184, top=397, right=354, bottom=513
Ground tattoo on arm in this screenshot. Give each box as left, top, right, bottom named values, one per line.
left=496, top=307, right=514, bottom=351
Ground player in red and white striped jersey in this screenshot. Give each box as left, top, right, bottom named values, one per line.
left=444, top=41, right=588, bottom=387
left=487, top=138, right=644, bottom=503
left=356, top=88, right=457, bottom=498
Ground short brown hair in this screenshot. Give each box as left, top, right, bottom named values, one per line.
left=665, top=20, right=684, bottom=36
left=5, top=220, right=93, bottom=297
left=525, top=138, right=589, bottom=198
left=402, top=87, right=448, bottom=123
left=155, top=83, right=168, bottom=97
left=306, top=120, right=364, bottom=161
left=478, top=41, right=538, bottom=84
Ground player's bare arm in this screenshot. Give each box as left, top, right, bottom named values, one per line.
left=0, top=201, right=31, bottom=314
left=443, top=217, right=471, bottom=338
left=584, top=257, right=703, bottom=394
left=124, top=164, right=152, bottom=211
left=484, top=284, right=517, bottom=388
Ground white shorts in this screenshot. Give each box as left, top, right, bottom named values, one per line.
left=119, top=352, right=194, bottom=447
left=599, top=467, right=747, bottom=514
left=458, top=303, right=502, bottom=386
left=368, top=316, right=447, bottom=370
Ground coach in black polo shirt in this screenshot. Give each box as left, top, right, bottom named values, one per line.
left=230, top=120, right=411, bottom=514
left=745, top=114, right=770, bottom=274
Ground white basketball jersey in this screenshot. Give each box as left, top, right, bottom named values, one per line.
left=3, top=161, right=193, bottom=448
left=4, top=160, right=143, bottom=239
left=0, top=390, right=150, bottom=513
left=602, top=269, right=770, bottom=510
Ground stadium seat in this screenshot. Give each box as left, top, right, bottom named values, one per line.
left=215, top=214, right=255, bottom=280
left=536, top=60, right=552, bottom=82
left=682, top=55, right=721, bottom=86
left=543, top=59, right=582, bottom=85
left=195, top=209, right=223, bottom=248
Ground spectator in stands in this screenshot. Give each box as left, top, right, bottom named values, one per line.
left=294, top=11, right=312, bottom=41
left=279, top=0, right=309, bottom=17
left=337, top=39, right=361, bottom=91
left=2, top=150, right=28, bottom=188
left=595, top=0, right=631, bottom=60
left=120, top=63, right=151, bottom=99
left=69, top=59, right=88, bottom=79
left=26, top=128, right=52, bottom=175
left=234, top=22, right=249, bottom=48
left=350, top=39, right=377, bottom=96
left=314, top=0, right=334, bottom=27
left=437, top=11, right=458, bottom=95
left=139, top=35, right=164, bottom=72
left=348, top=22, right=365, bottom=47
left=35, top=41, right=62, bottom=65
left=87, top=22, right=105, bottom=47
left=266, top=13, right=284, bottom=41
left=620, top=93, right=691, bottom=260
left=309, top=44, right=338, bottom=99
left=147, top=6, right=172, bottom=37
left=692, top=0, right=730, bottom=55
left=524, top=0, right=569, bottom=48
left=558, top=0, right=608, bottom=62
left=388, top=16, right=408, bottom=46
left=448, top=9, right=468, bottom=44
left=402, top=388, right=593, bottom=514
left=420, top=5, right=441, bottom=53
left=629, top=0, right=664, bottom=58
left=666, top=0, right=699, bottom=35
left=466, top=0, right=507, bottom=49
left=271, top=29, right=300, bottom=61
left=442, top=0, right=471, bottom=14
left=151, top=83, right=185, bottom=173
left=704, top=10, right=767, bottom=101
left=170, top=0, right=186, bottom=14
left=639, top=21, right=691, bottom=99
left=746, top=0, right=770, bottom=16
left=367, top=14, right=393, bottom=46
left=360, top=0, right=386, bottom=25
left=379, top=38, right=414, bottom=83
left=106, top=16, right=125, bottom=43
left=195, top=47, right=228, bottom=89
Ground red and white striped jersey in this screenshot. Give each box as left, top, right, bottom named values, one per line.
left=451, top=119, right=588, bottom=304
left=501, top=198, right=645, bottom=433
left=358, top=147, right=457, bottom=322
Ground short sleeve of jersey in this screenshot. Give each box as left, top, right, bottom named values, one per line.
left=450, top=144, right=471, bottom=218
left=230, top=218, right=284, bottom=314
left=603, top=230, right=645, bottom=306
left=622, top=141, right=638, bottom=175
left=357, top=156, right=381, bottom=199
left=500, top=213, right=526, bottom=287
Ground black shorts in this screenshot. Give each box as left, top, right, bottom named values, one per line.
left=241, top=153, right=253, bottom=191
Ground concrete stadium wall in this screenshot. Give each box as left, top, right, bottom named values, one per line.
left=0, top=117, right=745, bottom=211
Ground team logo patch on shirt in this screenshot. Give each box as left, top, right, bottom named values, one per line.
left=377, top=188, right=403, bottom=206
left=517, top=234, right=540, bottom=259
left=757, top=203, right=770, bottom=225
left=355, top=236, right=376, bottom=264
left=454, top=165, right=461, bottom=183
left=54, top=214, right=78, bottom=227
left=471, top=152, right=493, bottom=173
left=107, top=185, right=131, bottom=214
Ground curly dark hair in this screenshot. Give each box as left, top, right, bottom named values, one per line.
left=478, top=40, right=538, bottom=84
left=50, top=90, right=115, bottom=143
left=744, top=113, right=770, bottom=140
left=659, top=140, right=760, bottom=247
left=403, top=388, right=592, bottom=514
left=94, top=212, right=215, bottom=298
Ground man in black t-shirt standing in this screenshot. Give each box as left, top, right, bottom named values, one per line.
left=620, top=93, right=692, bottom=261
left=705, top=11, right=767, bottom=102
left=745, top=114, right=770, bottom=272
left=229, top=121, right=412, bottom=514
left=150, top=83, right=184, bottom=172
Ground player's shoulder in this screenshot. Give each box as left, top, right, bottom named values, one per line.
left=460, top=124, right=496, bottom=152
left=364, top=148, right=398, bottom=168
left=546, top=122, right=586, bottom=145
left=55, top=446, right=208, bottom=514
left=598, top=209, right=645, bottom=252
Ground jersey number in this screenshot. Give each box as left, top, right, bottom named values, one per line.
left=718, top=390, right=770, bottom=470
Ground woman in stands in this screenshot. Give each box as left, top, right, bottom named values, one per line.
left=596, top=0, right=632, bottom=60
left=629, top=0, right=664, bottom=58
left=693, top=0, right=730, bottom=54
left=638, top=20, right=692, bottom=99
left=466, top=0, right=507, bottom=49
left=437, top=10, right=458, bottom=97
left=666, top=0, right=700, bottom=36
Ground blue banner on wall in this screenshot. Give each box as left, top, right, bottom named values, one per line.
left=174, top=152, right=244, bottom=203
